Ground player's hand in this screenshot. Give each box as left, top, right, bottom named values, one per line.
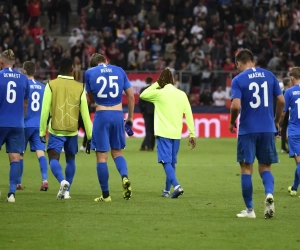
left=229, top=122, right=237, bottom=134
left=275, top=123, right=281, bottom=137
left=40, top=136, right=46, bottom=143
left=188, top=137, right=196, bottom=150
left=86, top=140, right=91, bottom=154
left=125, top=118, right=133, bottom=127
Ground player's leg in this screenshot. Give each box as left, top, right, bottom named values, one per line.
left=5, top=128, right=24, bottom=202
left=236, top=134, right=256, bottom=218
left=170, top=139, right=183, bottom=198
left=92, top=111, right=111, bottom=202
left=157, top=137, right=181, bottom=198
left=47, top=134, right=69, bottom=199
left=110, top=111, right=131, bottom=200
left=63, top=135, right=78, bottom=198
left=257, top=133, right=278, bottom=219
left=287, top=136, right=300, bottom=196
left=31, top=128, right=48, bottom=190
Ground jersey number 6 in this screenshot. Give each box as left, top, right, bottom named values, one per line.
left=96, top=76, right=119, bottom=98
left=6, top=81, right=17, bottom=103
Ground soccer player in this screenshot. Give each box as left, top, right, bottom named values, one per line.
left=139, top=68, right=196, bottom=198
left=85, top=53, right=134, bottom=202
left=230, top=49, right=285, bottom=219
left=17, top=61, right=49, bottom=191
left=281, top=68, right=300, bottom=196
left=40, top=58, right=92, bottom=200
left=0, top=49, right=30, bottom=202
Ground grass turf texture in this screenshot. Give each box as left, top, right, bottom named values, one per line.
left=0, top=138, right=299, bottom=250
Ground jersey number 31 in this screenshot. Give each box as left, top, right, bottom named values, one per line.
left=96, top=76, right=119, bottom=98
left=249, top=81, right=268, bottom=108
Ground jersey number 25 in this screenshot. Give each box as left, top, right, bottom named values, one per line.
left=96, top=76, right=119, bottom=98
left=249, top=81, right=268, bottom=108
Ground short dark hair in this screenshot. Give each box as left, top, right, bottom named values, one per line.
left=235, top=49, right=254, bottom=65
left=59, top=57, right=73, bottom=75
left=23, top=61, right=36, bottom=76
left=145, top=76, right=153, bottom=84
left=283, top=77, right=291, bottom=86
left=89, top=53, right=106, bottom=67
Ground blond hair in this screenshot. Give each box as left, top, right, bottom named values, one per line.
left=0, top=49, right=15, bottom=65
left=289, top=67, right=300, bottom=80
left=89, top=53, right=106, bottom=68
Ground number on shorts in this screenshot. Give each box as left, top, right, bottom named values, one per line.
left=6, top=81, right=17, bottom=103
left=249, top=81, right=268, bottom=108
left=31, top=91, right=40, bottom=111
left=96, top=76, right=119, bottom=98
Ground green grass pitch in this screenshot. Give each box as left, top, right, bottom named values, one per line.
left=0, top=138, right=300, bottom=250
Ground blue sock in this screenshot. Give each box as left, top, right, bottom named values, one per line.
left=9, top=162, right=20, bottom=193
left=165, top=163, right=175, bottom=191
left=97, top=162, right=109, bottom=197
left=65, top=158, right=76, bottom=191
left=260, top=171, right=274, bottom=195
left=38, top=156, right=48, bottom=181
left=50, top=159, right=65, bottom=183
left=292, top=164, right=300, bottom=191
left=163, top=163, right=179, bottom=187
left=17, top=159, right=24, bottom=184
left=114, top=156, right=128, bottom=178
left=241, top=174, right=253, bottom=209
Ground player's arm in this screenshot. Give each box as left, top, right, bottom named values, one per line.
left=24, top=79, right=30, bottom=116
left=183, top=95, right=196, bottom=149
left=24, top=99, right=28, bottom=117
left=279, top=90, right=289, bottom=126
left=229, top=78, right=241, bottom=133
left=40, top=84, right=52, bottom=137
left=122, top=69, right=134, bottom=123
left=139, top=82, right=161, bottom=102
left=85, top=70, right=95, bottom=104
left=80, top=91, right=92, bottom=140
left=273, top=76, right=285, bottom=127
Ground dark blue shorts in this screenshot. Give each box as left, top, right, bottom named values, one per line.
left=237, top=133, right=278, bottom=164
left=24, top=127, right=46, bottom=152
left=0, top=127, right=24, bottom=153
left=288, top=136, right=300, bottom=158
left=48, top=133, right=78, bottom=155
left=91, top=110, right=125, bottom=152
left=156, top=137, right=180, bottom=164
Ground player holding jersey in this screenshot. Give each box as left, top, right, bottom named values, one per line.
left=281, top=68, right=300, bottom=196
left=0, top=49, right=30, bottom=202
left=230, top=49, right=285, bottom=219
left=17, top=61, right=48, bottom=191
left=85, top=53, right=135, bottom=202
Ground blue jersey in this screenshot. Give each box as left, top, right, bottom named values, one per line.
left=0, top=68, right=30, bottom=128
left=283, top=85, right=300, bottom=137
left=85, top=64, right=131, bottom=106
left=231, top=67, right=282, bottom=135
left=24, top=79, right=45, bottom=128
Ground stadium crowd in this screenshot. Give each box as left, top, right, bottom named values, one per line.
left=0, top=0, right=298, bottom=105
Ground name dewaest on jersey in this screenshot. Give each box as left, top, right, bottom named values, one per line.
left=3, top=73, right=21, bottom=78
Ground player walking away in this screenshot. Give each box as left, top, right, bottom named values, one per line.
left=280, top=68, right=300, bottom=196
left=280, top=77, right=291, bottom=153
left=0, top=49, right=30, bottom=202
left=139, top=76, right=155, bottom=151
left=140, top=68, right=196, bottom=198
left=17, top=61, right=49, bottom=191
left=230, top=49, right=285, bottom=219
left=85, top=53, right=134, bottom=202
left=40, top=58, right=92, bottom=200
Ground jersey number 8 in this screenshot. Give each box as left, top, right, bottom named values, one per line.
left=96, top=76, right=119, bottom=98
left=249, top=81, right=268, bottom=108
left=31, top=91, right=40, bottom=111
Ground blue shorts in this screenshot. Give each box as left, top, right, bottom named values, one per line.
left=48, top=133, right=78, bottom=155
left=237, top=133, right=278, bottom=164
left=0, top=127, right=24, bottom=153
left=156, top=137, right=180, bottom=164
left=24, top=127, right=46, bottom=152
left=91, top=110, right=125, bottom=152
left=288, top=136, right=300, bottom=158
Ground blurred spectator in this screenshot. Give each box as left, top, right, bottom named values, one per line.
left=212, top=86, right=226, bottom=107
left=47, top=0, right=57, bottom=31
left=58, top=0, right=71, bottom=34
left=199, top=88, right=213, bottom=106
left=28, top=0, right=41, bottom=28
